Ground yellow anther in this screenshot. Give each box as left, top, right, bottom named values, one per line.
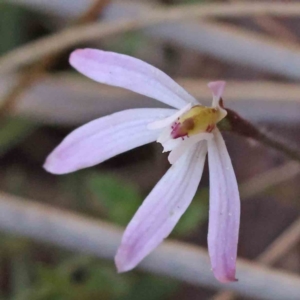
left=171, top=105, right=226, bottom=139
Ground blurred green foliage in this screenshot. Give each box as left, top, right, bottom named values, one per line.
left=105, top=32, right=147, bottom=57
left=85, top=171, right=209, bottom=236
left=173, top=189, right=209, bottom=237
left=85, top=172, right=142, bottom=226
left=0, top=118, right=38, bottom=156
left=0, top=233, right=180, bottom=300
left=12, top=256, right=178, bottom=300
left=15, top=258, right=132, bottom=300
left=0, top=3, right=47, bottom=55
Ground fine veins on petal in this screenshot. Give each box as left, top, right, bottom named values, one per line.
left=115, top=142, right=207, bottom=272
left=70, top=49, right=198, bottom=109
left=207, top=128, right=240, bottom=282
left=168, top=132, right=212, bottom=164
left=44, top=108, right=175, bottom=174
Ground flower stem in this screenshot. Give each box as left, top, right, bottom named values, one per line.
left=219, top=108, right=300, bottom=163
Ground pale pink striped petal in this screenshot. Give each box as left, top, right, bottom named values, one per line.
left=168, top=133, right=212, bottom=164
left=44, top=108, right=175, bottom=174
left=70, top=49, right=198, bottom=109
left=207, top=128, right=240, bottom=283
left=115, top=142, right=207, bottom=272
left=147, top=103, right=192, bottom=130
left=157, top=126, right=172, bottom=144
left=161, top=138, right=181, bottom=153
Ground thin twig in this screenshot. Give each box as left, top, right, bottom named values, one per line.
left=0, top=59, right=53, bottom=118
left=150, top=18, right=300, bottom=79
left=2, top=75, right=300, bottom=125
left=0, top=192, right=300, bottom=300
left=229, top=0, right=299, bottom=43
left=103, top=2, right=300, bottom=79
left=2, top=2, right=300, bottom=74
left=0, top=0, right=110, bottom=117
left=254, top=17, right=299, bottom=43
left=77, top=0, right=111, bottom=24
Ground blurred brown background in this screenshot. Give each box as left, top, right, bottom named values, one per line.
left=1, top=0, right=300, bottom=299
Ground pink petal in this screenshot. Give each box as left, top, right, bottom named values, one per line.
left=157, top=126, right=172, bottom=144
left=70, top=49, right=198, bottom=109
left=44, top=108, right=175, bottom=174
left=147, top=103, right=192, bottom=130
left=168, top=133, right=212, bottom=164
left=207, top=81, right=226, bottom=107
left=207, top=128, right=240, bottom=283
left=115, top=142, right=207, bottom=272
left=161, top=138, right=181, bottom=153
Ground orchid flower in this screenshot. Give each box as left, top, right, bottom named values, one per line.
left=44, top=49, right=240, bottom=283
